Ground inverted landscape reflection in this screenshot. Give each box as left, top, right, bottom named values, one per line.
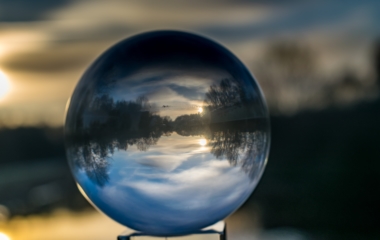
left=65, top=31, right=270, bottom=236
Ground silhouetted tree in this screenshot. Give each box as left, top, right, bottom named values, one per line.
left=174, top=114, right=207, bottom=136
left=70, top=142, right=111, bottom=186
left=208, top=119, right=267, bottom=179
left=205, top=78, right=246, bottom=111
left=67, top=94, right=173, bottom=186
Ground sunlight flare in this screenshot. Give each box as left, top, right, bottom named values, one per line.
left=197, top=107, right=203, bottom=113
left=0, top=70, right=11, bottom=101
left=0, top=233, right=10, bottom=240
left=199, top=138, right=207, bottom=146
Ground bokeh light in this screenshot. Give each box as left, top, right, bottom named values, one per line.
left=0, top=233, right=10, bottom=240
left=199, top=139, right=207, bottom=146
left=0, top=71, right=11, bottom=101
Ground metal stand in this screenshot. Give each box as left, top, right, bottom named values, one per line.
left=118, top=221, right=226, bottom=240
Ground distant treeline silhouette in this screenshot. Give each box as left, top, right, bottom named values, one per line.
left=66, top=78, right=267, bottom=186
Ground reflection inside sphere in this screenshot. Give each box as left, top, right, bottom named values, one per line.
left=65, top=31, right=270, bottom=236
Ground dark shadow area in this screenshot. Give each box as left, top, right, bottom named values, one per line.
left=0, top=127, right=89, bottom=216
left=248, top=97, right=380, bottom=238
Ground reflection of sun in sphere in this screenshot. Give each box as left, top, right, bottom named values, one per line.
left=0, top=233, right=10, bottom=240
left=199, top=138, right=207, bottom=146
left=65, top=30, right=270, bottom=236
left=0, top=70, right=11, bottom=101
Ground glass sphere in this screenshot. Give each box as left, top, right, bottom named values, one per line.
left=65, top=30, right=270, bottom=236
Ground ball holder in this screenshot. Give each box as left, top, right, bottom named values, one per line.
left=117, top=221, right=226, bottom=240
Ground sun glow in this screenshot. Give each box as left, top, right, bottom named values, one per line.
left=0, top=233, right=10, bottom=240
left=197, top=107, right=203, bottom=113
left=0, top=70, right=11, bottom=101
left=199, top=138, right=207, bottom=146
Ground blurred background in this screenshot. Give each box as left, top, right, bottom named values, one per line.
left=0, top=0, right=380, bottom=239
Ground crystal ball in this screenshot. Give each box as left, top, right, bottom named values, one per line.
left=65, top=30, right=270, bottom=236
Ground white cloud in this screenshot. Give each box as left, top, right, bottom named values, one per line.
left=116, top=152, right=253, bottom=211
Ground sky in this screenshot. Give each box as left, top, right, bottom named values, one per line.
left=0, top=0, right=379, bottom=127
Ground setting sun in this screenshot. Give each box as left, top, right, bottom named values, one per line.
left=197, top=107, right=203, bottom=113
left=0, top=233, right=10, bottom=240
left=0, top=70, right=11, bottom=101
